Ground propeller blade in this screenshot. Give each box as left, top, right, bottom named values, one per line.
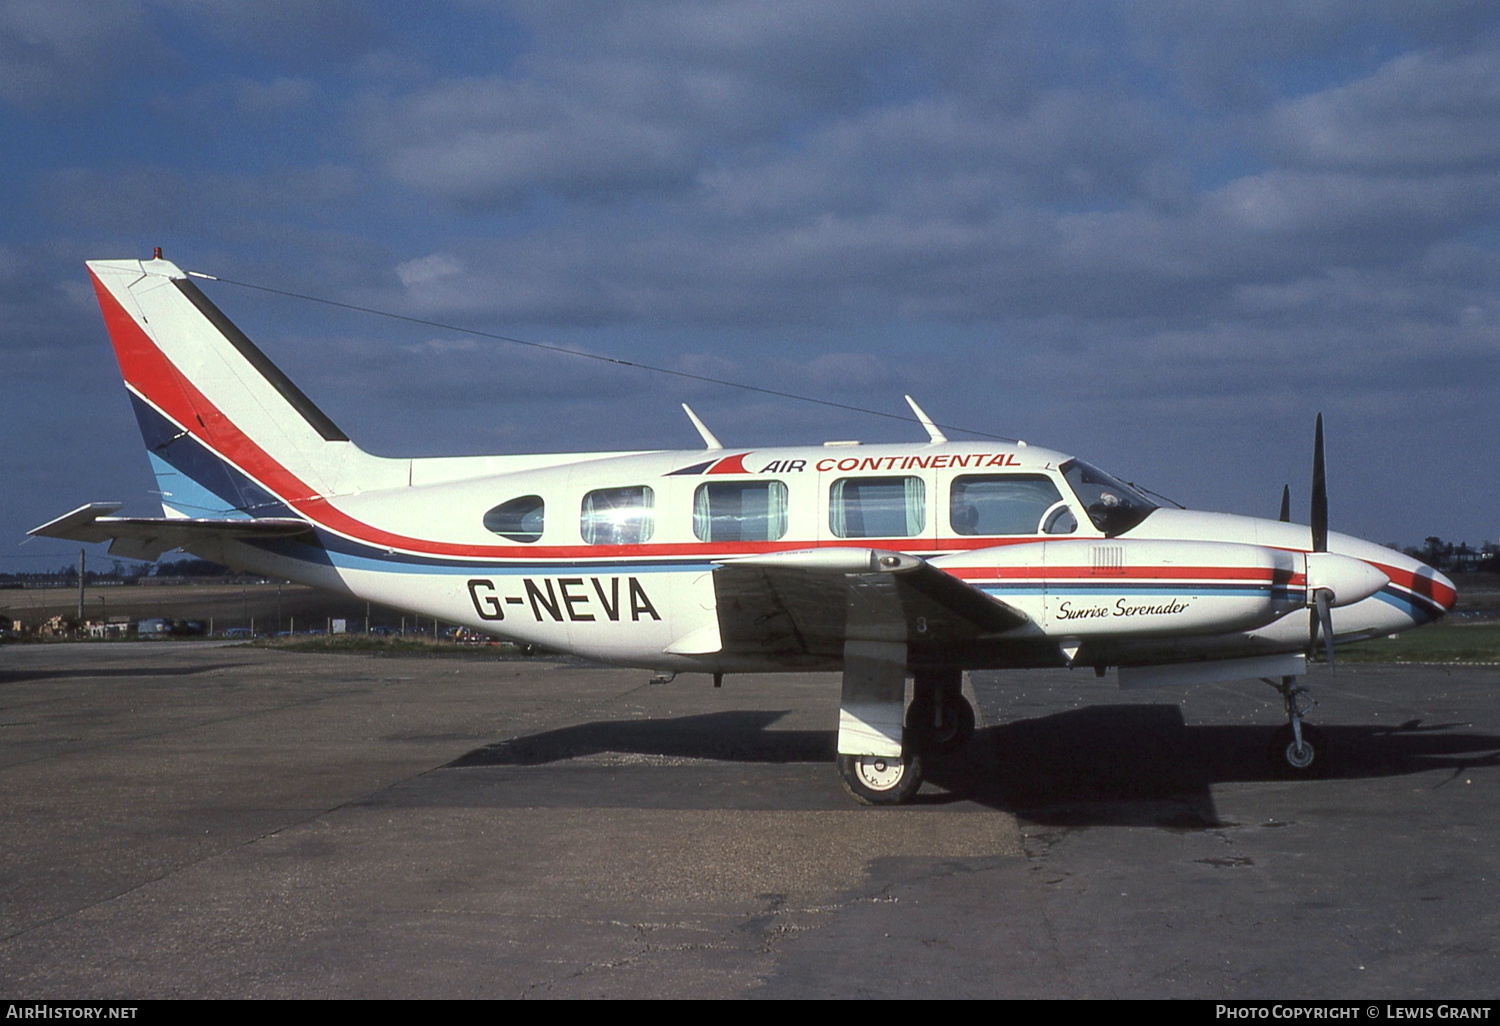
left=1278, top=484, right=1291, bottom=523
left=1310, top=413, right=1328, bottom=552
left=1313, top=588, right=1335, bottom=669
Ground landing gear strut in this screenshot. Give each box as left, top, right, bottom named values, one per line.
left=906, top=669, right=975, bottom=754
left=836, top=640, right=922, bottom=805
left=1264, top=674, right=1325, bottom=775
left=834, top=669, right=976, bottom=805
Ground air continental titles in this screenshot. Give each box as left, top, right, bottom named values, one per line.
left=758, top=453, right=1023, bottom=474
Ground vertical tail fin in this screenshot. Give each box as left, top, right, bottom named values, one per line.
left=87, top=256, right=387, bottom=519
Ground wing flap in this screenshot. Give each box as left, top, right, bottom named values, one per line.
left=710, top=548, right=1028, bottom=663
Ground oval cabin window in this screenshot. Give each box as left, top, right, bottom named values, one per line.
left=483, top=495, right=545, bottom=542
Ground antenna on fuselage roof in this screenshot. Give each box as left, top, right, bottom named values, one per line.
left=904, top=395, right=947, bottom=444
left=681, top=404, right=723, bottom=450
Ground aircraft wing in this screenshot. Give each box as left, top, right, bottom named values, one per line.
left=710, top=548, right=1029, bottom=663
left=29, top=502, right=314, bottom=562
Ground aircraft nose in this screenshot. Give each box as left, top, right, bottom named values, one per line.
left=1406, top=559, right=1458, bottom=619
left=1430, top=567, right=1459, bottom=614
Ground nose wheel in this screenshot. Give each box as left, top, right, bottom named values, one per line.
left=1270, top=722, right=1325, bottom=772
left=1264, top=675, right=1327, bottom=776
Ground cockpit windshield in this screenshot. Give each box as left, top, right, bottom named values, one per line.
left=1059, top=459, right=1158, bottom=536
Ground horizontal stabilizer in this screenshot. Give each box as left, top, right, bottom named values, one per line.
left=30, top=502, right=313, bottom=562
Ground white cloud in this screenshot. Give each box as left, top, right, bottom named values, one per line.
left=1271, top=47, right=1500, bottom=171
left=396, top=252, right=465, bottom=287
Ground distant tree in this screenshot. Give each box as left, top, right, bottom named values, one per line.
left=152, top=558, right=231, bottom=577
left=1422, top=537, right=1453, bottom=570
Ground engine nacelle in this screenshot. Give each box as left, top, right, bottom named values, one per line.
left=932, top=538, right=1326, bottom=639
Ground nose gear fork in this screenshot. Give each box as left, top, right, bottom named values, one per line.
left=1264, top=674, right=1323, bottom=773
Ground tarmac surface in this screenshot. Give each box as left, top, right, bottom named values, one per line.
left=1, top=641, right=1497, bottom=999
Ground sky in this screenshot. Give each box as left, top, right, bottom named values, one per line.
left=3, top=0, right=1498, bottom=573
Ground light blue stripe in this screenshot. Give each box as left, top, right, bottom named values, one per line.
left=1373, top=587, right=1442, bottom=623
left=149, top=452, right=251, bottom=519
left=980, top=584, right=1292, bottom=599
left=275, top=541, right=714, bottom=577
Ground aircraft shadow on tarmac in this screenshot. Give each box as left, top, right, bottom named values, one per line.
left=962, top=705, right=1500, bottom=826
left=0, top=663, right=238, bottom=685
left=448, top=706, right=1500, bottom=827
left=449, top=710, right=834, bottom=767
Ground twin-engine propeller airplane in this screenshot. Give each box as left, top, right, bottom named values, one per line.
left=33, top=254, right=1457, bottom=804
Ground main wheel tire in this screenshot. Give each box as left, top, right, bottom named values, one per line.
left=1270, top=723, right=1327, bottom=776
left=906, top=692, right=976, bottom=754
left=837, top=752, right=924, bottom=805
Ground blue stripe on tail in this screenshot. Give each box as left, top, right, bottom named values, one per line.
left=129, top=393, right=295, bottom=519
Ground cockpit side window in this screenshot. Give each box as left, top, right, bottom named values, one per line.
left=1060, top=459, right=1157, bottom=536
left=483, top=495, right=545, bottom=543
left=581, top=486, right=654, bottom=545
left=949, top=474, right=1074, bottom=536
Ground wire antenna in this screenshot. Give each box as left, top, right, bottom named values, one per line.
left=188, top=270, right=1018, bottom=443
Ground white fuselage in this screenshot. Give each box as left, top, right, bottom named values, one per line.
left=191, top=439, right=1451, bottom=673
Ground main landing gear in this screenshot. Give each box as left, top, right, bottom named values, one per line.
left=1264, top=674, right=1326, bottom=776
left=835, top=668, right=975, bottom=805
left=837, top=752, right=925, bottom=805
left=905, top=669, right=976, bottom=755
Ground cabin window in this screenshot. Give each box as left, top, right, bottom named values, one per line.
left=693, top=481, right=789, bottom=542
left=483, top=495, right=545, bottom=543
left=949, top=474, right=1073, bottom=536
left=830, top=476, right=926, bottom=538
left=581, top=486, right=655, bottom=545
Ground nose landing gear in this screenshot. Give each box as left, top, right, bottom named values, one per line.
left=1265, top=674, right=1327, bottom=776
